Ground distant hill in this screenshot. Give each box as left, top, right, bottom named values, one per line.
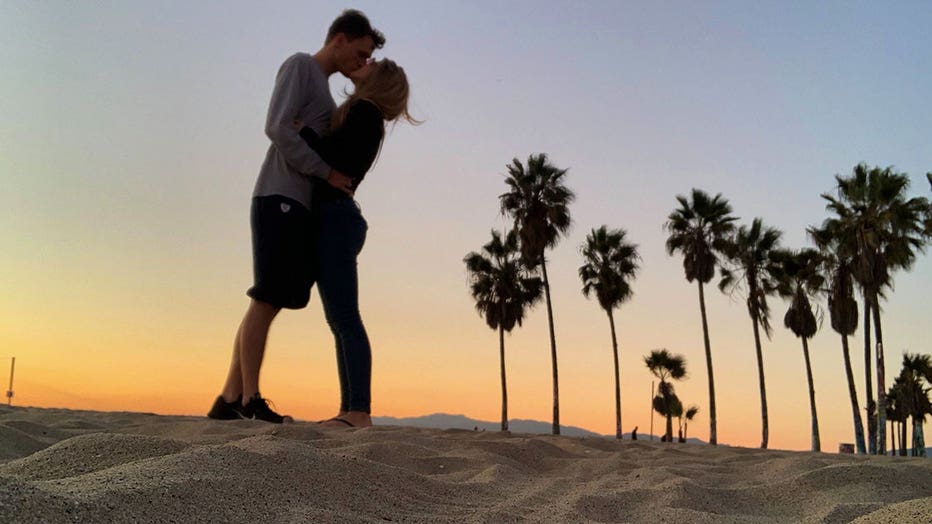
left=373, top=416, right=927, bottom=454
left=372, top=413, right=600, bottom=437
left=372, top=413, right=707, bottom=444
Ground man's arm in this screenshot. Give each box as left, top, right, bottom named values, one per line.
left=264, top=54, right=331, bottom=180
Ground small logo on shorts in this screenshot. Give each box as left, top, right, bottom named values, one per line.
left=280, top=203, right=291, bottom=213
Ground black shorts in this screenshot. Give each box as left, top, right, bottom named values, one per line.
left=246, top=195, right=316, bottom=309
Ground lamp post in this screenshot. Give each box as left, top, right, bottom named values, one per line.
left=5, top=357, right=14, bottom=406
left=649, top=380, right=654, bottom=441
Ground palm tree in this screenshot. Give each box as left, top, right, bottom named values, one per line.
left=821, top=164, right=930, bottom=453
left=670, top=399, right=684, bottom=442
left=809, top=224, right=867, bottom=454
left=719, top=218, right=784, bottom=449
left=682, top=405, right=700, bottom=442
left=664, top=189, right=737, bottom=445
left=651, top=392, right=679, bottom=442
left=773, top=248, right=824, bottom=452
left=464, top=229, right=543, bottom=431
left=925, top=173, right=932, bottom=236
left=897, top=353, right=932, bottom=457
left=645, top=349, right=687, bottom=442
left=500, top=153, right=575, bottom=435
left=579, top=226, right=640, bottom=439
left=885, top=382, right=905, bottom=456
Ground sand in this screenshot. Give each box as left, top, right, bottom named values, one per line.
left=1, top=405, right=930, bottom=523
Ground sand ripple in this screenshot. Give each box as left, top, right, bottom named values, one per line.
left=1, top=407, right=930, bottom=523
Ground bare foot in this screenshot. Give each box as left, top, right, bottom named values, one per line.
left=319, top=411, right=372, bottom=428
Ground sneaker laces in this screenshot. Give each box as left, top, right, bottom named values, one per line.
left=252, top=395, right=282, bottom=416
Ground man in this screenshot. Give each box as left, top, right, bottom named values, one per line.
left=208, top=10, right=385, bottom=423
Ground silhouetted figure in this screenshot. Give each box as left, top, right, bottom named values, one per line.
left=631, top=426, right=638, bottom=440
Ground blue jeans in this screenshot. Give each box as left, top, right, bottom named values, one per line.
left=314, top=197, right=371, bottom=413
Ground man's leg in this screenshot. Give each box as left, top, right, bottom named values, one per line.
left=220, top=319, right=245, bottom=403
left=209, top=316, right=249, bottom=419
left=239, top=299, right=281, bottom=401
left=214, top=195, right=310, bottom=423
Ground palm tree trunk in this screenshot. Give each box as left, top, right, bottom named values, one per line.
left=608, top=309, right=622, bottom=440
left=697, top=281, right=717, bottom=446
left=499, top=323, right=508, bottom=432
left=889, top=419, right=896, bottom=456
left=540, top=254, right=560, bottom=435
left=666, top=413, right=674, bottom=443
left=870, top=294, right=887, bottom=455
left=863, top=298, right=876, bottom=454
left=840, top=334, right=867, bottom=454
left=750, top=314, right=769, bottom=449
left=900, top=419, right=908, bottom=456
left=801, top=337, right=821, bottom=452
left=911, top=416, right=926, bottom=457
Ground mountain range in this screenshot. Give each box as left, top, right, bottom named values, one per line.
left=371, top=413, right=706, bottom=443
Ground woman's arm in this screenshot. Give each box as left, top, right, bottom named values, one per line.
left=331, top=100, right=385, bottom=181
left=294, top=100, right=384, bottom=189
left=298, top=126, right=322, bottom=150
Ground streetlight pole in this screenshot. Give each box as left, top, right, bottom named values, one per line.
left=649, top=380, right=654, bottom=441
left=6, top=357, right=14, bottom=406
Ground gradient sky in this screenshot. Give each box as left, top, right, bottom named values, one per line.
left=2, top=1, right=931, bottom=451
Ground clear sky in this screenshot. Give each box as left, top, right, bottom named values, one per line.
left=2, top=1, right=930, bottom=451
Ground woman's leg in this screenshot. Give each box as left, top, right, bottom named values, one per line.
left=333, top=335, right=351, bottom=414
left=316, top=202, right=372, bottom=426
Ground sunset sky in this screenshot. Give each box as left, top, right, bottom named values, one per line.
left=2, top=1, right=931, bottom=451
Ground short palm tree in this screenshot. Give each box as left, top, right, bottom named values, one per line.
left=579, top=226, right=640, bottom=439
left=897, top=353, right=932, bottom=457
left=809, top=224, right=867, bottom=454
left=821, top=164, right=930, bottom=453
left=652, top=392, right=683, bottom=443
left=719, top=218, right=784, bottom=449
left=670, top=399, right=684, bottom=442
left=500, top=153, right=575, bottom=435
left=682, top=405, right=700, bottom=442
left=664, top=189, right=736, bottom=445
left=774, top=248, right=824, bottom=452
left=885, top=382, right=906, bottom=456
left=645, top=349, right=687, bottom=442
left=464, top=229, right=543, bottom=431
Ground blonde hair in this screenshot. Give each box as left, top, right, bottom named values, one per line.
left=332, top=59, right=420, bottom=132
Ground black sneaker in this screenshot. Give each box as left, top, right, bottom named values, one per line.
left=236, top=393, right=293, bottom=424
left=207, top=395, right=242, bottom=420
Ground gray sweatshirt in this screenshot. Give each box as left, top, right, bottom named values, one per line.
left=253, top=52, right=335, bottom=209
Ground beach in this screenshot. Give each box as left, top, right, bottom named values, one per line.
left=1, top=406, right=930, bottom=523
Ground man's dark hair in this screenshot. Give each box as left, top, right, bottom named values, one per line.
left=327, top=9, right=385, bottom=49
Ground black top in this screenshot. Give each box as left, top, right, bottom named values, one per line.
left=299, top=99, right=384, bottom=201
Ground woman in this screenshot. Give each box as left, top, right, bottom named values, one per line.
left=296, top=58, right=417, bottom=428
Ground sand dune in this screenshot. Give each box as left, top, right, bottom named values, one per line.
left=1, top=406, right=930, bottom=523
